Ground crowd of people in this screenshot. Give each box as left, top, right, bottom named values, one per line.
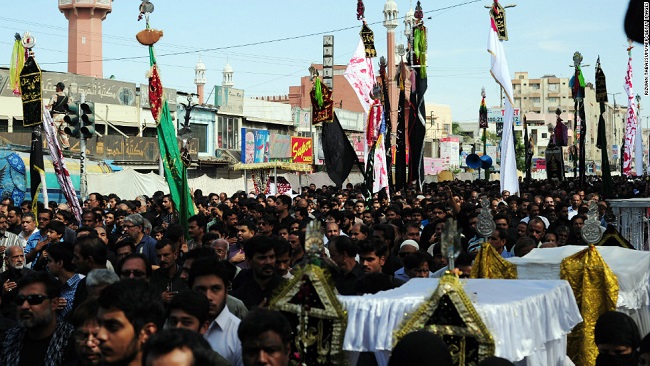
left=0, top=175, right=647, bottom=365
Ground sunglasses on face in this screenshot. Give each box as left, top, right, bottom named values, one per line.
left=14, top=294, right=49, bottom=306
left=121, top=270, right=146, bottom=278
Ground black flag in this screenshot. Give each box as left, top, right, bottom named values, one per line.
left=322, top=113, right=358, bottom=187
left=30, top=127, right=44, bottom=203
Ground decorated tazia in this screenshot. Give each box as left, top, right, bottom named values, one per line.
left=269, top=220, right=347, bottom=366
left=561, top=206, right=619, bottom=366
left=478, top=88, right=487, bottom=129
left=393, top=274, right=495, bottom=365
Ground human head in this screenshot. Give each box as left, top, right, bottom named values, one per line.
left=187, top=215, right=206, bottom=241
left=244, top=236, right=276, bottom=280
left=388, top=331, right=453, bottom=366
left=180, top=247, right=216, bottom=282
left=398, top=240, right=419, bottom=264
left=87, top=193, right=103, bottom=209
left=273, top=239, right=292, bottom=278
left=46, top=241, right=76, bottom=276
left=357, top=239, right=387, bottom=274
left=238, top=309, right=292, bottom=366
left=70, top=298, right=101, bottom=366
left=5, top=245, right=25, bottom=270
left=594, top=311, right=640, bottom=365
left=328, top=236, right=358, bottom=271
left=16, top=271, right=61, bottom=330
left=155, top=239, right=178, bottom=272
left=513, top=237, right=536, bottom=257
left=85, top=269, right=119, bottom=299
left=167, top=290, right=211, bottom=334
left=403, top=251, right=432, bottom=279
left=209, top=238, right=229, bottom=260
left=37, top=209, right=53, bottom=230
left=96, top=279, right=165, bottom=365
left=122, top=214, right=146, bottom=241
left=142, top=328, right=221, bottom=366
left=237, top=220, right=257, bottom=242
left=527, top=218, right=546, bottom=243
left=114, top=238, right=136, bottom=262
left=188, top=256, right=230, bottom=320
left=21, top=211, right=37, bottom=234
left=117, top=254, right=151, bottom=281
left=73, top=235, right=108, bottom=275
left=487, top=228, right=507, bottom=253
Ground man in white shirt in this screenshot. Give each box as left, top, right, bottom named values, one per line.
left=18, top=212, right=37, bottom=243
left=189, top=256, right=242, bottom=366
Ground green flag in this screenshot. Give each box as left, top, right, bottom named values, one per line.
left=148, top=46, right=194, bottom=229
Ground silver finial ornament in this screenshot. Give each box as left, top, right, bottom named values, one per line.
left=581, top=201, right=603, bottom=244
left=475, top=198, right=496, bottom=238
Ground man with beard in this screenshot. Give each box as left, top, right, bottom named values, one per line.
left=150, top=239, right=187, bottom=304
left=0, top=271, right=77, bottom=365
left=189, top=256, right=243, bottom=366
left=0, top=213, right=25, bottom=272
left=0, top=245, right=32, bottom=319
left=122, top=214, right=158, bottom=266
left=95, top=279, right=164, bottom=366
left=231, top=236, right=284, bottom=310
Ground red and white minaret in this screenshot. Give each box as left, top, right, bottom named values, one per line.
left=59, top=0, right=112, bottom=77
left=384, top=0, right=399, bottom=133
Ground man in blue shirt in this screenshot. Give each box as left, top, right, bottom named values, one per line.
left=46, top=242, right=82, bottom=321
left=121, top=214, right=159, bottom=266
left=24, top=210, right=54, bottom=268
left=488, top=228, right=514, bottom=259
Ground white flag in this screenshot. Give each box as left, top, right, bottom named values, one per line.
left=488, top=22, right=519, bottom=195
left=344, top=40, right=376, bottom=115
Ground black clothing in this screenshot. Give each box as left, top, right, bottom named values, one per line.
left=230, top=269, right=285, bottom=310
left=331, top=263, right=364, bottom=296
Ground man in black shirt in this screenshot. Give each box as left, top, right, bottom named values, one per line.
left=327, top=236, right=364, bottom=295
left=0, top=271, right=77, bottom=365
left=231, top=236, right=285, bottom=309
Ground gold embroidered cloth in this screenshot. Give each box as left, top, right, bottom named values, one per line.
left=470, top=243, right=518, bottom=279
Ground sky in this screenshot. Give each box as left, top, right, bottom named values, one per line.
left=0, top=0, right=645, bottom=125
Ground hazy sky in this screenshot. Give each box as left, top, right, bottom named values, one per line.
left=1, top=1, right=644, bottom=124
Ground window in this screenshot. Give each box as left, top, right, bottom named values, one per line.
left=532, top=97, right=541, bottom=103
left=548, top=97, right=558, bottom=104
left=189, top=123, right=208, bottom=153
left=531, top=83, right=540, bottom=90
left=548, top=84, right=558, bottom=92
left=12, top=118, right=31, bottom=133
left=542, top=133, right=548, bottom=139
left=218, top=116, right=239, bottom=150
left=0, top=119, right=7, bottom=133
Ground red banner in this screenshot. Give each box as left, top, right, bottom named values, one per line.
left=291, top=137, right=313, bottom=164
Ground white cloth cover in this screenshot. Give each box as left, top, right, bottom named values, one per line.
left=338, top=279, right=582, bottom=365
left=87, top=167, right=169, bottom=200
left=508, top=246, right=650, bottom=311
left=508, top=246, right=650, bottom=337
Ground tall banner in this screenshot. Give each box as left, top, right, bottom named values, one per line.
left=487, top=5, right=519, bottom=195
left=148, top=46, right=194, bottom=227
left=344, top=40, right=376, bottom=115
left=623, top=44, right=638, bottom=176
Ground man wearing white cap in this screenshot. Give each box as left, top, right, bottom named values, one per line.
left=394, top=240, right=419, bottom=282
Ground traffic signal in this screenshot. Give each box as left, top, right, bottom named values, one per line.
left=63, top=102, right=80, bottom=138
left=80, top=101, right=95, bottom=137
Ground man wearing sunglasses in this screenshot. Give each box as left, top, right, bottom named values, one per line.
left=0, top=271, right=78, bottom=365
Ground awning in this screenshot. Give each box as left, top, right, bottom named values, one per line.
left=232, top=161, right=312, bottom=172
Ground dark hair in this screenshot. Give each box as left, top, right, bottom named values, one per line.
left=238, top=220, right=258, bottom=234
left=114, top=237, right=136, bottom=254
left=74, top=235, right=108, bottom=266
left=242, top=235, right=275, bottom=260
left=38, top=209, right=53, bottom=221
left=403, top=251, right=431, bottom=271
left=164, top=224, right=184, bottom=243
left=167, top=290, right=211, bottom=326
left=188, top=215, right=207, bottom=231
left=70, top=298, right=99, bottom=328
left=354, top=272, right=394, bottom=294
left=274, top=238, right=292, bottom=258
left=143, top=328, right=220, bottom=365
left=155, top=238, right=177, bottom=252
left=188, top=256, right=230, bottom=288
left=328, top=236, right=358, bottom=257
left=326, top=210, right=342, bottom=223
left=46, top=220, right=66, bottom=236
left=493, top=227, right=507, bottom=241
left=357, top=238, right=388, bottom=258
left=17, top=271, right=62, bottom=298
left=185, top=246, right=217, bottom=262
left=372, top=224, right=395, bottom=246
left=275, top=195, right=292, bottom=209
left=238, top=309, right=292, bottom=346
left=117, top=253, right=152, bottom=279
left=98, top=279, right=165, bottom=333
left=46, top=242, right=76, bottom=272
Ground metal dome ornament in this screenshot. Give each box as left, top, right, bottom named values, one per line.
left=475, top=198, right=496, bottom=239
left=136, top=0, right=163, bottom=45
left=581, top=202, right=604, bottom=244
